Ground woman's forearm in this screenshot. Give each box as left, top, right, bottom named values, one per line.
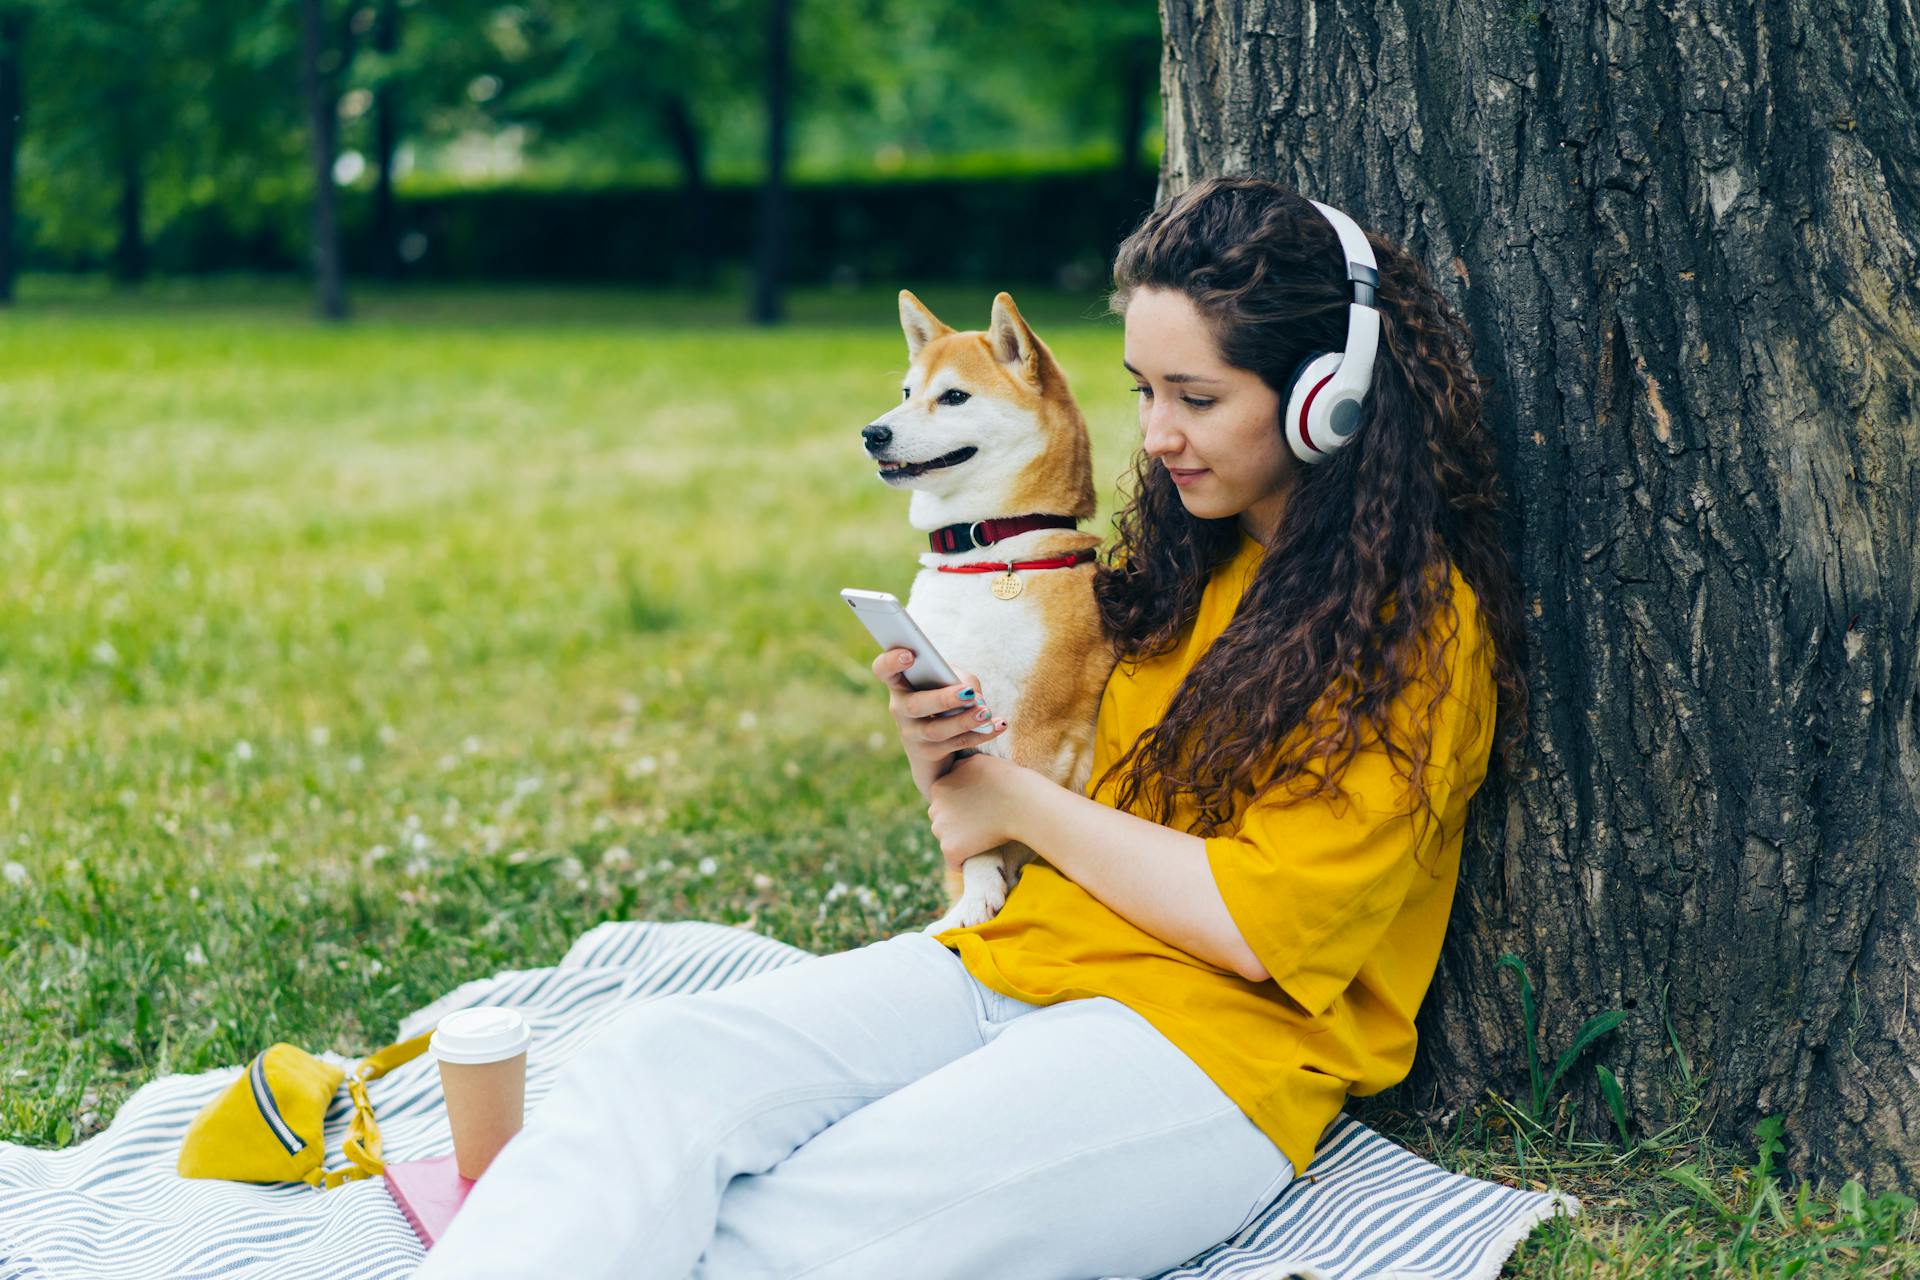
left=906, top=752, right=941, bottom=804
left=1006, top=770, right=1268, bottom=983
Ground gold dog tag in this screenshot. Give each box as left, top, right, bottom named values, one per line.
left=990, top=569, right=1024, bottom=600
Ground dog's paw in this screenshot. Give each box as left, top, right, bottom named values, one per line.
left=921, top=909, right=965, bottom=936
left=922, top=892, right=1004, bottom=934
left=954, top=888, right=1008, bottom=931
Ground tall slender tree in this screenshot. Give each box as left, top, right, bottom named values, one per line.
left=749, top=0, right=793, bottom=325
left=0, top=5, right=27, bottom=304
left=368, top=0, right=401, bottom=280
left=298, top=0, right=347, bottom=318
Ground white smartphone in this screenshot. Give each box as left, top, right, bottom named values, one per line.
left=840, top=588, right=971, bottom=720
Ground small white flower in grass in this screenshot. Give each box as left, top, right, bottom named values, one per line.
left=189, top=885, right=201, bottom=901
left=2, top=861, right=26, bottom=886
left=377, top=725, right=398, bottom=745
left=824, top=881, right=850, bottom=903
left=89, top=640, right=118, bottom=666
left=408, top=830, right=431, bottom=853
left=626, top=755, right=659, bottom=779
left=890, top=883, right=908, bottom=898
left=854, top=885, right=880, bottom=908
left=404, top=855, right=431, bottom=877
left=183, top=943, right=208, bottom=966
left=556, top=855, right=584, bottom=880
left=309, top=726, right=330, bottom=747
left=781, top=760, right=802, bottom=780
left=506, top=849, right=531, bottom=865
left=752, top=873, right=773, bottom=892
left=366, top=958, right=384, bottom=976
left=232, top=740, right=254, bottom=763
left=737, top=710, right=758, bottom=731
left=655, top=857, right=674, bottom=872
left=437, top=754, right=458, bottom=772
left=363, top=844, right=389, bottom=866
left=867, top=731, right=887, bottom=750
left=346, top=755, right=364, bottom=773
left=698, top=856, right=718, bottom=876
left=462, top=736, right=481, bottom=755
left=601, top=845, right=633, bottom=870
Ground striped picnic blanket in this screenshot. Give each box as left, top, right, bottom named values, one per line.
left=0, top=920, right=1579, bottom=1279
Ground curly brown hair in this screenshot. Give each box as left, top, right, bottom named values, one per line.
left=1091, top=175, right=1529, bottom=868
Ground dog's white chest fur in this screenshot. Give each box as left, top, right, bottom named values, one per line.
left=904, top=563, right=1046, bottom=758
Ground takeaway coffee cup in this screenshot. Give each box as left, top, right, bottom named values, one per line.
left=430, top=1006, right=533, bottom=1180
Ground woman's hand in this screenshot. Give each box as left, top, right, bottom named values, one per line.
left=927, top=752, right=1033, bottom=872
left=871, top=647, right=1008, bottom=799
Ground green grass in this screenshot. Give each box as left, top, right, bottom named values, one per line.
left=2, top=275, right=1914, bottom=1276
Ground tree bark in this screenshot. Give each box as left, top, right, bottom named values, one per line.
left=300, top=0, right=347, bottom=319
left=1157, top=0, right=1920, bottom=1194
left=0, top=9, right=24, bottom=306
left=749, top=0, right=792, bottom=326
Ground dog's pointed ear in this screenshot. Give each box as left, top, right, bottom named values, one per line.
left=987, top=292, right=1046, bottom=389
left=899, top=290, right=955, bottom=361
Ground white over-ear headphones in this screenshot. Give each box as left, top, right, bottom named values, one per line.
left=1282, top=199, right=1380, bottom=464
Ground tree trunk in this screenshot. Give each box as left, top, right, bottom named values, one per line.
left=749, top=0, right=792, bottom=326
left=0, top=9, right=24, bottom=306
left=299, top=0, right=347, bottom=319
left=1157, top=0, right=1920, bottom=1195
left=371, top=0, right=401, bottom=281
left=111, top=148, right=146, bottom=286
left=659, top=93, right=714, bottom=288
left=1116, top=36, right=1153, bottom=192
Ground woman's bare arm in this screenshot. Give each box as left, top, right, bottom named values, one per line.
left=1001, top=769, right=1267, bottom=983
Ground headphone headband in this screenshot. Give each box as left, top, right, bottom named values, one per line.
left=1310, top=199, right=1380, bottom=302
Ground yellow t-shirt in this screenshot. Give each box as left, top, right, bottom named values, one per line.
left=934, top=529, right=1499, bottom=1177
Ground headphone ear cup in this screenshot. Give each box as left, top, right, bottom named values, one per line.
left=1283, top=351, right=1344, bottom=464
left=1282, top=351, right=1322, bottom=403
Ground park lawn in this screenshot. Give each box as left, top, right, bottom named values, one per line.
left=1, top=276, right=1912, bottom=1276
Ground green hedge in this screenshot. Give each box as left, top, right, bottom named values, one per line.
left=38, top=168, right=1158, bottom=286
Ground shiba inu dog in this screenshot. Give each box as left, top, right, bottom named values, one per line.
left=864, top=290, right=1117, bottom=933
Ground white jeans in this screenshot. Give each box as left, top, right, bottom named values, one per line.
left=412, top=929, right=1295, bottom=1280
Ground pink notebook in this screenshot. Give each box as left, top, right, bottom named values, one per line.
left=382, top=1155, right=476, bottom=1248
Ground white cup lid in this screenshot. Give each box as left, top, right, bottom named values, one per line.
left=430, top=1006, right=532, bottom=1065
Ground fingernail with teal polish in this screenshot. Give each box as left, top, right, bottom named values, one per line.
left=959, top=688, right=975, bottom=700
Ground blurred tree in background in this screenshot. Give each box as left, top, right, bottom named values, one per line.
left=0, top=0, right=1162, bottom=319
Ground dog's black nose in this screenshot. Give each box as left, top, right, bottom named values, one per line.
left=861, top=424, right=892, bottom=452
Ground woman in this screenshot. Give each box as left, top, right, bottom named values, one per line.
left=414, top=175, right=1528, bottom=1280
